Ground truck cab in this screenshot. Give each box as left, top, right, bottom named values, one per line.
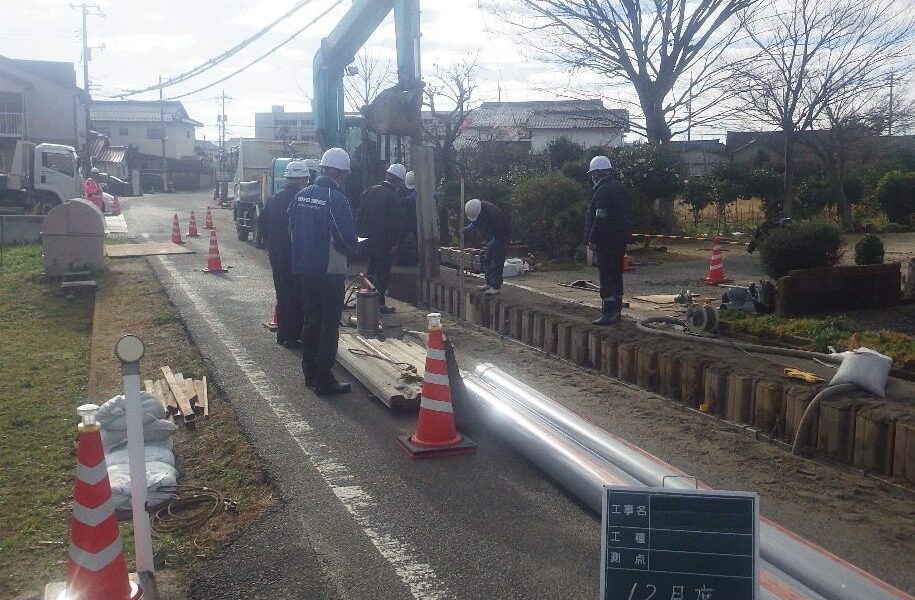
left=0, top=142, right=82, bottom=214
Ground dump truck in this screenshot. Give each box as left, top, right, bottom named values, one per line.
left=0, top=141, right=83, bottom=214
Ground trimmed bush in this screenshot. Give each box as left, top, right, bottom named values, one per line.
left=854, top=234, right=885, bottom=265
left=875, top=170, right=915, bottom=226
left=509, top=173, right=589, bottom=260
left=881, top=222, right=911, bottom=233
left=758, top=221, right=842, bottom=279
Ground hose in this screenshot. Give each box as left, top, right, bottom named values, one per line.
left=790, top=383, right=859, bottom=455
left=150, top=486, right=235, bottom=535
left=636, top=316, right=844, bottom=365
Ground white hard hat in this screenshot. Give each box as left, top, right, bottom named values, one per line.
left=304, top=158, right=319, bottom=171
left=405, top=171, right=415, bottom=190
left=386, top=163, right=407, bottom=181
left=587, top=155, right=612, bottom=173
left=465, top=198, right=482, bottom=222
left=284, top=160, right=310, bottom=179
left=319, top=147, right=351, bottom=172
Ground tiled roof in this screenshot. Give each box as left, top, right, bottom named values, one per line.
left=91, top=100, right=202, bottom=126
left=464, top=100, right=628, bottom=130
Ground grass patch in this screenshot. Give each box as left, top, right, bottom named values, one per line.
left=719, top=311, right=915, bottom=370
left=0, top=245, right=94, bottom=596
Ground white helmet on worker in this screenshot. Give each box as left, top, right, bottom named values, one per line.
left=465, top=198, right=482, bottom=222
left=303, top=158, right=319, bottom=172
left=587, top=155, right=613, bottom=173
left=284, top=160, right=310, bottom=179
left=405, top=171, right=415, bottom=190
left=319, top=147, right=351, bottom=172
left=386, top=163, right=407, bottom=181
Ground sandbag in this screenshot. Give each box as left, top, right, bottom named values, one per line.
left=97, top=392, right=167, bottom=425
left=108, top=461, right=177, bottom=510
left=101, top=418, right=179, bottom=451
left=105, top=445, right=175, bottom=467
left=830, top=347, right=893, bottom=397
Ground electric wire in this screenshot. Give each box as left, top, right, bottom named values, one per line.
left=162, top=0, right=344, bottom=101
left=150, top=486, right=235, bottom=535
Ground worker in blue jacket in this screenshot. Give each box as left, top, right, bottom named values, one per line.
left=288, top=148, right=361, bottom=396
left=461, top=198, right=510, bottom=295
left=584, top=155, right=631, bottom=325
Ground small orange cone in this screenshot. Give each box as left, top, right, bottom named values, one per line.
left=203, top=206, right=214, bottom=230
left=170, top=214, right=184, bottom=245
left=202, top=229, right=227, bottom=273
left=263, top=304, right=278, bottom=332
left=622, top=252, right=633, bottom=271
left=398, top=313, right=476, bottom=458
left=187, top=211, right=200, bottom=237
left=59, top=404, right=142, bottom=600
left=702, top=235, right=731, bottom=285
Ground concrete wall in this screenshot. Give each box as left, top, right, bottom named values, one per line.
left=0, top=215, right=43, bottom=246
left=0, top=70, right=85, bottom=150
left=96, top=120, right=196, bottom=159
left=530, top=128, right=624, bottom=152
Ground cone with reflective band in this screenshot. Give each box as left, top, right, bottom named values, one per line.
left=187, top=211, right=200, bottom=237
left=204, top=206, right=214, bottom=229
left=398, top=314, right=476, bottom=458
left=170, top=214, right=184, bottom=244
left=263, top=304, right=278, bottom=332
left=62, top=421, right=142, bottom=600
left=202, top=229, right=227, bottom=273
left=702, top=235, right=731, bottom=285
left=622, top=252, right=633, bottom=271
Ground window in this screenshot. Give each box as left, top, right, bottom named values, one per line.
left=41, top=151, right=75, bottom=177
left=119, top=127, right=128, bottom=136
left=147, top=127, right=164, bottom=140
left=0, top=92, right=22, bottom=113
left=186, top=130, right=191, bottom=139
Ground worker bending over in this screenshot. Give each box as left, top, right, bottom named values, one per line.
left=584, top=155, right=631, bottom=326
left=357, top=163, right=407, bottom=313
left=462, top=198, right=510, bottom=296
left=83, top=167, right=104, bottom=213
left=259, top=160, right=309, bottom=348
left=288, top=148, right=361, bottom=396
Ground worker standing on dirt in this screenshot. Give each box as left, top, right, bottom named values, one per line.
left=259, top=160, right=309, bottom=349
left=288, top=148, right=361, bottom=396
left=462, top=198, right=510, bottom=296
left=357, top=163, right=407, bottom=313
left=584, top=155, right=630, bottom=326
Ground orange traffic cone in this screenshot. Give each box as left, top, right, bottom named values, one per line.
left=702, top=235, right=731, bottom=285
left=203, top=206, right=214, bottom=230
left=622, top=252, right=633, bottom=271
left=110, top=196, right=122, bottom=216
left=59, top=404, right=142, bottom=600
left=398, top=313, right=476, bottom=458
left=187, top=211, right=200, bottom=237
left=202, top=229, right=227, bottom=273
left=263, top=304, right=278, bottom=332
left=170, top=214, right=184, bottom=244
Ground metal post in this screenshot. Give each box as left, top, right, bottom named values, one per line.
left=114, top=335, right=158, bottom=599
left=458, top=177, right=466, bottom=319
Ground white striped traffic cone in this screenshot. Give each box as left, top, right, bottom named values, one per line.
left=202, top=229, right=227, bottom=273
left=702, top=235, right=731, bottom=285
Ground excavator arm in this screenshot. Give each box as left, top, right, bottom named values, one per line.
left=313, top=0, right=422, bottom=149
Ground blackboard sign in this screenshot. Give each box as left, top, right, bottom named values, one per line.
left=601, top=486, right=759, bottom=600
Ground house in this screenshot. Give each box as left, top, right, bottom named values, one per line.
left=667, top=139, right=727, bottom=176
left=88, top=130, right=128, bottom=181
left=0, top=55, right=87, bottom=171
left=457, top=100, right=629, bottom=152
left=253, top=106, right=323, bottom=157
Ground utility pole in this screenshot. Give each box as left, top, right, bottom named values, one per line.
left=888, top=71, right=895, bottom=137
left=687, top=74, right=693, bottom=142
left=71, top=2, right=101, bottom=171
left=217, top=91, right=227, bottom=203
left=159, top=76, right=168, bottom=192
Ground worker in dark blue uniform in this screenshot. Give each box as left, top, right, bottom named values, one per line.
left=357, top=163, right=407, bottom=313
left=288, top=148, right=361, bottom=396
left=259, top=160, right=309, bottom=348
left=584, top=155, right=631, bottom=326
left=461, top=198, right=510, bottom=295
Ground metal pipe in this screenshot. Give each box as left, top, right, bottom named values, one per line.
left=472, top=364, right=912, bottom=600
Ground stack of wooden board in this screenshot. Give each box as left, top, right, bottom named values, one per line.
left=144, top=366, right=209, bottom=427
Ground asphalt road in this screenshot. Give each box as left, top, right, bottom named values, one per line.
left=122, top=192, right=606, bottom=600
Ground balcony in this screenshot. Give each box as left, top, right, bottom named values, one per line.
left=0, top=112, right=23, bottom=137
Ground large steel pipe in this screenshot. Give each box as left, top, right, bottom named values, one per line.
left=473, top=364, right=912, bottom=600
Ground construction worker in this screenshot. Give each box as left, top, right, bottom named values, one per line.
left=259, top=160, right=309, bottom=348
left=82, top=167, right=104, bottom=212
left=288, top=148, right=361, bottom=396
left=356, top=163, right=407, bottom=313
left=462, top=198, right=510, bottom=296
left=584, top=155, right=631, bottom=326
left=304, top=158, right=320, bottom=184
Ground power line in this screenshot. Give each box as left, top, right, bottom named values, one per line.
left=162, top=0, right=344, bottom=101
left=114, top=0, right=319, bottom=97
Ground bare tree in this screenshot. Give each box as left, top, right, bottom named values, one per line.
left=499, top=0, right=754, bottom=143
left=731, top=0, right=914, bottom=218
left=343, top=51, right=394, bottom=112
left=423, top=56, right=479, bottom=184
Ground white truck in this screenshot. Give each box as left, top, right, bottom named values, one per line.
left=0, top=141, right=83, bottom=214
left=231, top=139, right=291, bottom=244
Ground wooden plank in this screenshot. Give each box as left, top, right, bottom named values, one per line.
left=336, top=333, right=422, bottom=410
left=161, top=366, right=196, bottom=423
left=893, top=417, right=915, bottom=485
left=106, top=242, right=194, bottom=258
left=144, top=379, right=155, bottom=393
left=636, top=348, right=659, bottom=392
left=658, top=353, right=681, bottom=402
left=201, top=376, right=209, bottom=416
left=154, top=379, right=178, bottom=416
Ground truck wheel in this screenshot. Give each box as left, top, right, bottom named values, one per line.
left=253, top=213, right=265, bottom=249
left=31, top=192, right=61, bottom=215
left=237, top=226, right=249, bottom=242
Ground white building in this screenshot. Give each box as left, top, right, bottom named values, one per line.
left=458, top=100, right=628, bottom=152
left=90, top=100, right=201, bottom=160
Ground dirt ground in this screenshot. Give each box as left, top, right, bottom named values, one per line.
left=389, top=302, right=915, bottom=594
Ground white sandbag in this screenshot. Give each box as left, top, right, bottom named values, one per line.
left=100, top=418, right=178, bottom=451
left=829, top=347, right=893, bottom=397
left=105, top=445, right=175, bottom=467
left=97, top=392, right=167, bottom=425
left=503, top=258, right=528, bottom=278
left=103, top=411, right=158, bottom=432
left=108, top=461, right=178, bottom=511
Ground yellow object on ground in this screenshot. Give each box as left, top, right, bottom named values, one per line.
left=784, top=368, right=825, bottom=384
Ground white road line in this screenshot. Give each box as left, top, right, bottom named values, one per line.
left=157, top=258, right=453, bottom=600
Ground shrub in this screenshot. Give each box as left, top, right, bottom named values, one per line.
left=509, top=173, right=589, bottom=260
left=545, top=137, right=584, bottom=170
left=680, top=177, right=714, bottom=228
left=854, top=234, right=885, bottom=265
left=881, top=222, right=911, bottom=233
left=794, top=175, right=833, bottom=218
left=758, top=221, right=842, bottom=278
left=874, top=170, right=915, bottom=226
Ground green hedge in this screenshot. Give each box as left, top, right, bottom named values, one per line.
left=758, top=221, right=842, bottom=278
